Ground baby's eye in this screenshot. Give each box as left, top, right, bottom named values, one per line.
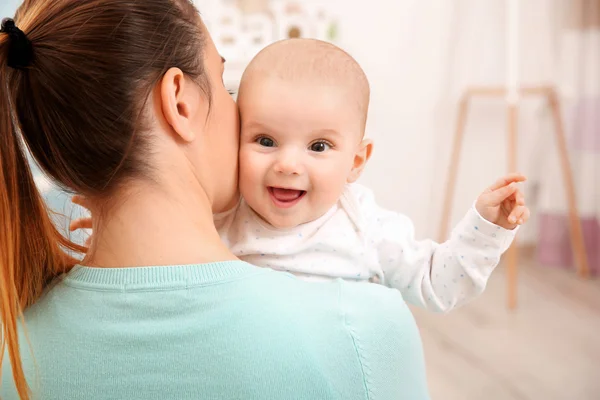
left=257, top=137, right=275, bottom=147
left=309, top=141, right=331, bottom=152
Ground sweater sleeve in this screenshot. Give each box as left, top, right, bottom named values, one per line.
left=340, top=280, right=430, bottom=400
left=351, top=184, right=516, bottom=313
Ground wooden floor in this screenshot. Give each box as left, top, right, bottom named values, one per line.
left=411, top=255, right=600, bottom=400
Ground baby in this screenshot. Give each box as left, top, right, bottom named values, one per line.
left=72, top=39, right=529, bottom=313
left=213, top=38, right=529, bottom=312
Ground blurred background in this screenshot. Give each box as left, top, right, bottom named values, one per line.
left=2, top=0, right=599, bottom=398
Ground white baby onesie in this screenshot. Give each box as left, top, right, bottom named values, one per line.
left=214, top=183, right=516, bottom=312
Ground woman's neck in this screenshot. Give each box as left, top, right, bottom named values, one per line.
left=84, top=181, right=237, bottom=268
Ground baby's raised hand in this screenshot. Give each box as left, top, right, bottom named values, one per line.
left=70, top=195, right=93, bottom=248
left=475, top=173, right=530, bottom=230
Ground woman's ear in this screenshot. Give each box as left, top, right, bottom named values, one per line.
left=159, top=67, right=202, bottom=142
left=347, top=139, right=374, bottom=183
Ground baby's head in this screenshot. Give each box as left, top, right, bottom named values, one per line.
left=237, top=38, right=372, bottom=229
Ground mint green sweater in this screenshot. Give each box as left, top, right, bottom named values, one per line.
left=1, top=261, right=429, bottom=399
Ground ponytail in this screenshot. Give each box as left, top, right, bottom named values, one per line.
left=0, top=37, right=84, bottom=399
left=2, top=0, right=211, bottom=395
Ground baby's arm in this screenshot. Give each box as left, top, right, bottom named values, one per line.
left=355, top=186, right=517, bottom=313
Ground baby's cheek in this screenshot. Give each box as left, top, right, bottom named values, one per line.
left=238, top=160, right=258, bottom=196
left=315, top=173, right=346, bottom=205
left=238, top=151, right=259, bottom=178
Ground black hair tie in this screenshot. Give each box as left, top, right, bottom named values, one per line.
left=1, top=18, right=34, bottom=70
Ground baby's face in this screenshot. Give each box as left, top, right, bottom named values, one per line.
left=238, top=77, right=365, bottom=229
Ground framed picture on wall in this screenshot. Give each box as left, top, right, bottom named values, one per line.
left=202, top=0, right=339, bottom=90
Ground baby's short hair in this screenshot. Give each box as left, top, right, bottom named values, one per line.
left=239, top=39, right=370, bottom=128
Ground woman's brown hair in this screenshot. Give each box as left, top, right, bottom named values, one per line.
left=0, top=1, right=212, bottom=398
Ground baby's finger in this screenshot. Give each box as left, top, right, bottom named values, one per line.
left=514, top=188, right=526, bottom=206
left=487, top=173, right=527, bottom=192
left=517, top=207, right=531, bottom=225
left=69, top=217, right=93, bottom=232
left=484, top=183, right=518, bottom=207
left=508, top=205, right=527, bottom=224
left=72, top=195, right=90, bottom=209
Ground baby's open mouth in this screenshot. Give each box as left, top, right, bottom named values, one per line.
left=268, top=187, right=306, bottom=208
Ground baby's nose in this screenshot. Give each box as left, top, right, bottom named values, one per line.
left=274, top=150, right=304, bottom=176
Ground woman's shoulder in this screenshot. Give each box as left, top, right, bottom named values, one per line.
left=244, top=268, right=417, bottom=327
left=249, top=270, right=425, bottom=354
left=250, top=273, right=430, bottom=398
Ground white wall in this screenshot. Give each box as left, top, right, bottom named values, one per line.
left=333, top=0, right=453, bottom=240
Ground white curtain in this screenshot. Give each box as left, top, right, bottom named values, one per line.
left=536, top=0, right=600, bottom=274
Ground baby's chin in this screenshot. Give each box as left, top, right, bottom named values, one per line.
left=242, top=190, right=336, bottom=229
left=250, top=206, right=321, bottom=230
left=258, top=212, right=310, bottom=230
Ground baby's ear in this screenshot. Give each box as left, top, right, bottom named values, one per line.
left=347, top=139, right=373, bottom=183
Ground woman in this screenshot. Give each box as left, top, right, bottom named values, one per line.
left=0, top=1, right=430, bottom=399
